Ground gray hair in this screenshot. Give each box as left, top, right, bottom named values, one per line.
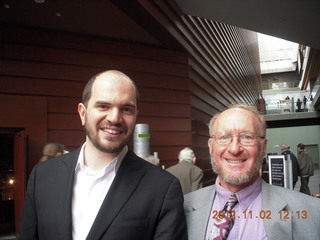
left=144, top=155, right=160, bottom=166
left=178, top=147, right=195, bottom=163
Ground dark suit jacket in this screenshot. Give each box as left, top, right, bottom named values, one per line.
left=19, top=148, right=187, bottom=240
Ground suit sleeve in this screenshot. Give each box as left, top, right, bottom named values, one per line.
left=191, top=169, right=203, bottom=192
left=154, top=178, right=188, bottom=240
left=18, top=165, right=39, bottom=240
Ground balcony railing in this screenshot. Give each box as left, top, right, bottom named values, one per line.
left=265, top=99, right=314, bottom=115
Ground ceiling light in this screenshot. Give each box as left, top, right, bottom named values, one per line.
left=34, top=0, right=45, bottom=3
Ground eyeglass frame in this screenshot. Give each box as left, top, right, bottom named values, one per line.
left=210, top=132, right=265, bottom=146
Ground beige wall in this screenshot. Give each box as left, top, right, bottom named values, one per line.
left=266, top=125, right=320, bottom=165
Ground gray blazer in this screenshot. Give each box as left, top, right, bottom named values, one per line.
left=166, top=161, right=203, bottom=195
left=184, top=180, right=320, bottom=240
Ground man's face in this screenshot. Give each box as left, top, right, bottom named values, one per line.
left=208, top=108, right=267, bottom=189
left=78, top=74, right=138, bottom=154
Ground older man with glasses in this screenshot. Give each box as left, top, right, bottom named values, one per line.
left=184, top=104, right=320, bottom=240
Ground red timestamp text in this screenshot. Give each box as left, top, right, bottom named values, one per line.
left=211, top=210, right=308, bottom=219
left=278, top=210, right=308, bottom=219
left=212, top=210, right=272, bottom=219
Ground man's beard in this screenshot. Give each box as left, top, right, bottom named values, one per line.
left=84, top=121, right=128, bottom=154
left=211, top=153, right=263, bottom=186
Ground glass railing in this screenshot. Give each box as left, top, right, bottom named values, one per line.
left=265, top=99, right=315, bottom=115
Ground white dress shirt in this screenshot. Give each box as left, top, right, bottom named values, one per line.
left=72, top=144, right=127, bottom=240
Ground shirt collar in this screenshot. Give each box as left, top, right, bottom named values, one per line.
left=75, top=143, right=128, bottom=176
left=215, top=176, right=262, bottom=210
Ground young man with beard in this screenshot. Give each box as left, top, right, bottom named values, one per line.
left=184, top=104, right=320, bottom=240
left=19, top=70, right=187, bottom=240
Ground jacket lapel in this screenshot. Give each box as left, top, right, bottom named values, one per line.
left=185, top=186, right=216, bottom=240
left=56, top=150, right=80, bottom=239
left=86, top=150, right=147, bottom=240
left=261, top=181, right=292, bottom=239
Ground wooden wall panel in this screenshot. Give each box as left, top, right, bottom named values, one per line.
left=1, top=26, right=186, bottom=64
left=141, top=0, right=262, bottom=186
left=0, top=25, right=191, bottom=173
left=138, top=102, right=190, bottom=117
left=137, top=117, right=191, bottom=132
left=48, top=97, right=82, bottom=113
left=1, top=0, right=263, bottom=189
left=139, top=88, right=189, bottom=103
left=48, top=130, right=85, bottom=145
left=1, top=75, right=84, bottom=97
left=150, top=132, right=191, bottom=146
left=48, top=114, right=82, bottom=130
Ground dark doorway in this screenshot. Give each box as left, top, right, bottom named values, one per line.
left=0, top=129, right=26, bottom=239
left=0, top=134, right=15, bottom=236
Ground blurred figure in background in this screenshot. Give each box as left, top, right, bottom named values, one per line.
left=167, top=147, right=203, bottom=195
left=39, top=142, right=66, bottom=162
left=144, top=155, right=160, bottom=166
left=280, top=144, right=300, bottom=188
left=297, top=143, right=314, bottom=195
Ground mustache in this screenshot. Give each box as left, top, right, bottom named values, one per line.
left=99, top=121, right=122, bottom=128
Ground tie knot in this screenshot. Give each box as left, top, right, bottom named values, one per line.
left=226, top=194, right=238, bottom=211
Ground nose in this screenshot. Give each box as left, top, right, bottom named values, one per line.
left=227, top=136, right=243, bottom=155
left=106, top=108, right=121, bottom=124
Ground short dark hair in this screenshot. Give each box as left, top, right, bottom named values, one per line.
left=297, top=143, right=305, bottom=149
left=81, top=71, right=140, bottom=107
left=82, top=73, right=99, bottom=107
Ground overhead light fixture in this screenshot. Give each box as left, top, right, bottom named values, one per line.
left=34, top=0, right=45, bottom=3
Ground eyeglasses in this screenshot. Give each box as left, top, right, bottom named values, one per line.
left=211, top=132, right=264, bottom=146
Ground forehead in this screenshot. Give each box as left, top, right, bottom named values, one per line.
left=214, top=108, right=259, bottom=133
left=90, top=73, right=136, bottom=103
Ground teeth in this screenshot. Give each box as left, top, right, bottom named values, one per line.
left=227, top=160, right=243, bottom=164
left=103, top=129, right=120, bottom=134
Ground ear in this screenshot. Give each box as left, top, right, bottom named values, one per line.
left=261, top=138, right=268, bottom=156
left=56, top=152, right=63, bottom=157
left=208, top=138, right=214, bottom=155
left=78, top=103, right=86, bottom=126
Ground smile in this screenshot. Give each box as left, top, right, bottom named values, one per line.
left=101, top=128, right=121, bottom=134
left=226, top=159, right=246, bottom=164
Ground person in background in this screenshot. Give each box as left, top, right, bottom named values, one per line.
left=19, top=70, right=187, bottom=240
left=39, top=142, right=65, bottom=162
left=280, top=144, right=300, bottom=188
left=184, top=104, right=320, bottom=240
left=296, top=98, right=302, bottom=111
left=303, top=95, right=307, bottom=110
left=143, top=154, right=160, bottom=166
left=297, top=143, right=314, bottom=195
left=167, top=147, right=203, bottom=195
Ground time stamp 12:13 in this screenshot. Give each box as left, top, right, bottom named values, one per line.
left=212, top=210, right=308, bottom=219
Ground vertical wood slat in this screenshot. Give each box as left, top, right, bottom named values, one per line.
left=146, top=0, right=262, bottom=185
